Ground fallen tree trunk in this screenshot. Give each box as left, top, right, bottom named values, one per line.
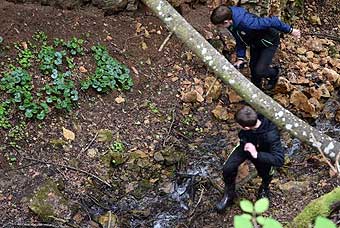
left=141, top=0, right=340, bottom=161
left=287, top=187, right=340, bottom=228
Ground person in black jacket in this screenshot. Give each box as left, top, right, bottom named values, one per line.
left=210, top=5, right=301, bottom=90
left=216, top=106, right=284, bottom=213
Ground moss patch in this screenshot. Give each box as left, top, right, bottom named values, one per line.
left=28, top=179, right=71, bottom=222
left=288, top=187, right=340, bottom=228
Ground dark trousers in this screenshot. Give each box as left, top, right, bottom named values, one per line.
left=249, top=45, right=279, bottom=88
left=222, top=146, right=272, bottom=187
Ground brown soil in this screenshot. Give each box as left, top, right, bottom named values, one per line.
left=0, top=1, right=339, bottom=228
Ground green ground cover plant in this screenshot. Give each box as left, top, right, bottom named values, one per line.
left=0, top=31, right=133, bottom=129
left=81, top=45, right=133, bottom=92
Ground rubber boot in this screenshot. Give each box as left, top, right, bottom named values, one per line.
left=257, top=178, right=272, bottom=200
left=215, top=185, right=235, bottom=213
left=266, top=66, right=280, bottom=91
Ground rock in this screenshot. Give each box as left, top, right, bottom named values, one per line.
left=204, top=76, right=222, bottom=101
left=290, top=90, right=316, bottom=117
left=273, top=94, right=290, bottom=107
left=98, top=211, right=118, bottom=228
left=97, top=129, right=113, bottom=142
left=335, top=109, right=340, bottom=123
left=181, top=91, right=198, bottom=103
left=307, top=87, right=322, bottom=100
left=318, top=84, right=331, bottom=98
left=28, top=180, right=72, bottom=222
left=309, top=97, right=322, bottom=112
left=306, top=51, right=314, bottom=59
left=101, top=150, right=128, bottom=167
left=308, top=62, right=319, bottom=71
left=296, top=47, right=307, bottom=55
left=322, top=68, right=340, bottom=83
left=159, top=181, right=174, bottom=194
left=153, top=151, right=164, bottom=162
left=279, top=181, right=310, bottom=193
left=306, top=38, right=324, bottom=52
left=274, top=77, right=292, bottom=94
left=160, top=147, right=186, bottom=166
left=132, top=179, right=153, bottom=199
left=309, top=15, right=321, bottom=25
left=226, top=87, right=243, bottom=103
left=87, top=148, right=98, bottom=158
left=212, top=105, right=232, bottom=120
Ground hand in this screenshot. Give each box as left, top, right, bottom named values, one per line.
left=291, top=29, right=301, bottom=38
left=244, top=143, right=258, bottom=159
left=233, top=60, right=245, bottom=69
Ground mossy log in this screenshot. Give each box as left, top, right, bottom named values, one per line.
left=287, top=187, right=340, bottom=228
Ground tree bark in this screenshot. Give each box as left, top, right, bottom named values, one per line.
left=141, top=0, right=340, bottom=161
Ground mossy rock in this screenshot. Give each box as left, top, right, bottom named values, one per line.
left=28, top=180, right=72, bottom=222
left=160, top=147, right=187, bottom=166
left=288, top=187, right=340, bottom=228
left=131, top=179, right=154, bottom=199
left=49, top=139, right=67, bottom=148
left=101, top=150, right=128, bottom=167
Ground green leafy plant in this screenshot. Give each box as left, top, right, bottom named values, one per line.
left=8, top=121, right=26, bottom=148
left=81, top=45, right=133, bottom=92
left=147, top=101, right=159, bottom=114
left=0, top=67, right=48, bottom=120
left=38, top=45, right=66, bottom=74
left=42, top=70, right=78, bottom=112
left=32, top=31, right=48, bottom=44
left=234, top=198, right=336, bottom=228
left=0, top=102, right=11, bottom=129
left=17, top=48, right=34, bottom=69
left=0, top=33, right=131, bottom=129
left=111, top=140, right=125, bottom=153
left=64, top=37, right=84, bottom=56
left=0, top=36, right=3, bottom=44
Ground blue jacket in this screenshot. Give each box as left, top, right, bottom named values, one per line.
left=229, top=6, right=293, bottom=59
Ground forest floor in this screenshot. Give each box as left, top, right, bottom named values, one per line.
left=0, top=0, right=339, bottom=227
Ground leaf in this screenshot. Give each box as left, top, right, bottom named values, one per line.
left=98, top=211, right=118, bottom=228
left=240, top=214, right=252, bottom=220
left=115, top=96, right=125, bottom=104
left=79, top=66, right=88, bottom=73
left=263, top=218, right=282, bottom=228
left=314, top=216, right=336, bottom=228
left=141, top=41, right=148, bottom=50
left=256, top=216, right=266, bottom=225
left=254, top=198, right=269, bottom=214
left=21, top=41, right=28, bottom=50
left=62, top=127, right=75, bottom=140
left=234, top=215, right=253, bottom=228
left=240, top=200, right=254, bottom=213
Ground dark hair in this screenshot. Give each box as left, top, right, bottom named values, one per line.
left=210, top=5, right=232, bottom=25
left=235, top=106, right=258, bottom=127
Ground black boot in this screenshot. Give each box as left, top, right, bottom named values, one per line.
left=265, top=66, right=280, bottom=91
left=215, top=186, right=235, bottom=213
left=257, top=184, right=270, bottom=200
left=257, top=178, right=272, bottom=200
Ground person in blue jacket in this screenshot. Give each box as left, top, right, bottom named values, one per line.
left=215, top=105, right=284, bottom=213
left=210, top=5, right=301, bottom=90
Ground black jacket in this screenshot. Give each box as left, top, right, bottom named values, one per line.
left=239, top=115, right=284, bottom=167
